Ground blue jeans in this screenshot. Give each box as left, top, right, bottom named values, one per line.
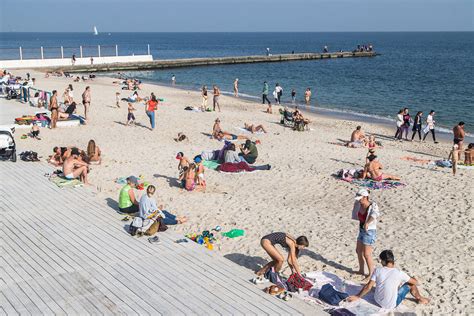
left=161, top=210, right=178, bottom=225
left=396, top=283, right=410, bottom=306
left=146, top=111, right=155, bottom=129
left=22, top=87, right=28, bottom=102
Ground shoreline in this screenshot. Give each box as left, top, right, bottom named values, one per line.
left=100, top=72, right=473, bottom=142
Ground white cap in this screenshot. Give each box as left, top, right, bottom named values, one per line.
left=355, top=189, right=370, bottom=200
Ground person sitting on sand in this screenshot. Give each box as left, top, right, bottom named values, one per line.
left=184, top=163, right=196, bottom=191
left=212, top=118, right=249, bottom=141
left=58, top=101, right=77, bottom=120
left=348, top=250, right=430, bottom=309
left=239, top=139, right=258, bottom=164
left=224, top=143, right=242, bottom=163
left=366, top=135, right=379, bottom=149
left=362, top=154, right=401, bottom=181
left=352, top=189, right=379, bottom=281
left=244, top=123, right=267, bottom=134
left=86, top=139, right=101, bottom=164
left=464, top=143, right=474, bottom=165
left=139, top=185, right=188, bottom=224
left=347, top=126, right=367, bottom=148
left=30, top=122, right=41, bottom=140
left=49, top=146, right=70, bottom=166
left=118, top=176, right=140, bottom=213
left=62, top=147, right=90, bottom=184
left=256, top=232, right=309, bottom=275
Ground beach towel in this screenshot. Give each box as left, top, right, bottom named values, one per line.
left=202, top=160, right=220, bottom=170
left=335, top=169, right=406, bottom=190
left=218, top=162, right=255, bottom=173
left=298, top=271, right=413, bottom=315
left=430, top=160, right=474, bottom=170
left=235, top=127, right=265, bottom=135
left=50, top=176, right=83, bottom=188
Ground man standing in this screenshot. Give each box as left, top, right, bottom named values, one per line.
left=453, top=122, right=465, bottom=160
left=262, top=81, right=271, bottom=104
left=348, top=250, right=429, bottom=310
left=82, top=86, right=91, bottom=123
left=171, top=74, right=176, bottom=85
left=213, top=85, right=221, bottom=112
left=233, top=78, right=239, bottom=97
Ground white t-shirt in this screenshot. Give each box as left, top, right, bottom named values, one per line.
left=371, top=266, right=411, bottom=309
left=426, top=115, right=435, bottom=129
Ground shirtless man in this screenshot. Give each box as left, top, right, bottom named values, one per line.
left=233, top=78, right=239, bottom=97
left=347, top=126, right=367, bottom=148
left=362, top=155, right=400, bottom=181
left=244, top=123, right=267, bottom=133
left=212, top=118, right=248, bottom=141
left=63, top=148, right=90, bottom=184
left=453, top=122, right=465, bottom=160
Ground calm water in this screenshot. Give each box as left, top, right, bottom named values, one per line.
left=1, top=32, right=473, bottom=133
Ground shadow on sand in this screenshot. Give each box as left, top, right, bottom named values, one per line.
left=153, top=173, right=181, bottom=188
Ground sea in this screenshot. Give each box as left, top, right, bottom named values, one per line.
left=1, top=32, right=473, bottom=135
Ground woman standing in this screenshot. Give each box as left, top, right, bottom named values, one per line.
left=401, top=108, right=411, bottom=140
left=49, top=90, right=59, bottom=129
left=352, top=189, right=379, bottom=281
left=145, top=93, right=158, bottom=130
left=395, top=109, right=404, bottom=140
left=233, top=78, right=239, bottom=97
left=82, top=86, right=91, bottom=123
left=411, top=111, right=423, bottom=141
left=201, top=85, right=208, bottom=112
left=213, top=85, right=221, bottom=112
left=256, top=232, right=309, bottom=276
left=304, top=88, right=311, bottom=105
left=423, top=110, right=438, bottom=143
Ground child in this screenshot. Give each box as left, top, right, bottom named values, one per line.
left=115, top=92, right=120, bottom=108
left=126, top=102, right=136, bottom=126
left=194, top=156, right=206, bottom=190
left=30, top=122, right=41, bottom=140
left=448, top=143, right=460, bottom=175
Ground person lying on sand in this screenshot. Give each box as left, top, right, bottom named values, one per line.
left=256, top=233, right=309, bottom=276
left=62, top=147, right=90, bottom=185
left=212, top=118, right=249, bottom=141
left=244, top=123, right=267, bottom=134
left=362, top=154, right=401, bottom=181
left=347, top=126, right=367, bottom=148
left=348, top=250, right=430, bottom=309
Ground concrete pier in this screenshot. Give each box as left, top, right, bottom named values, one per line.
left=40, top=51, right=377, bottom=73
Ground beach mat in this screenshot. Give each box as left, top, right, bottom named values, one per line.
left=298, top=271, right=413, bottom=315
left=344, top=178, right=406, bottom=190
left=50, top=176, right=83, bottom=188
left=203, top=160, right=220, bottom=170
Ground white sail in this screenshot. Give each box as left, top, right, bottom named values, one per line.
left=93, top=26, right=98, bottom=35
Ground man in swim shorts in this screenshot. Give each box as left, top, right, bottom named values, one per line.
left=62, top=147, right=90, bottom=184
left=348, top=126, right=367, bottom=148
left=453, top=122, right=465, bottom=160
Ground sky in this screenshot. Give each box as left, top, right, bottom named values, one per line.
left=0, top=0, right=472, bottom=32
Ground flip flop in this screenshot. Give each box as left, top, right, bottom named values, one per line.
left=121, top=215, right=130, bottom=221
left=148, top=236, right=161, bottom=244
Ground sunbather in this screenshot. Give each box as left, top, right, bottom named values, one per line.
left=362, top=155, right=401, bottom=181
left=62, top=147, right=90, bottom=185
left=118, top=176, right=139, bottom=213
left=244, top=123, right=267, bottom=134
left=212, top=118, right=249, bottom=141
left=464, top=143, right=474, bottom=165
left=347, top=126, right=367, bottom=148
left=86, top=139, right=101, bottom=164
left=257, top=232, right=309, bottom=275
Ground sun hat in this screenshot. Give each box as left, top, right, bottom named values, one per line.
left=355, top=189, right=370, bottom=200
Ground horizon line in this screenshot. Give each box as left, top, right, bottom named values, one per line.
left=1, top=30, right=473, bottom=33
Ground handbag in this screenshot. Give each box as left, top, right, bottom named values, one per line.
left=287, top=273, right=313, bottom=292
left=318, top=283, right=349, bottom=306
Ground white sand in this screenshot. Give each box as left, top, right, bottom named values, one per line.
left=9, top=70, right=473, bottom=314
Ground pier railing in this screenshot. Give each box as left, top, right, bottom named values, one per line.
left=0, top=44, right=151, bottom=61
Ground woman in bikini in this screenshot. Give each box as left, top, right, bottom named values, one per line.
left=244, top=123, right=267, bottom=134
left=257, top=232, right=309, bottom=276
left=212, top=118, right=249, bottom=141
left=49, top=90, right=59, bottom=129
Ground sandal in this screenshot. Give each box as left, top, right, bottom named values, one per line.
left=252, top=276, right=269, bottom=284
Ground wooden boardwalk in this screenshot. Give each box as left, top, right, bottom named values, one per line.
left=0, top=161, right=324, bottom=315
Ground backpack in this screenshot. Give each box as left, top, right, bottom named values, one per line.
left=129, top=217, right=143, bottom=236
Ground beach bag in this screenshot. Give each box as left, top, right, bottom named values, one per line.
left=318, top=284, right=348, bottom=306
left=422, top=125, right=430, bottom=134
left=287, top=273, right=313, bottom=292
left=145, top=220, right=159, bottom=236
left=129, top=217, right=143, bottom=236
left=330, top=308, right=356, bottom=316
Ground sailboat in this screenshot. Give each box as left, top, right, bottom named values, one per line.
left=93, top=26, right=98, bottom=36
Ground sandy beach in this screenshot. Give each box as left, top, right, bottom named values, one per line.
left=6, top=70, right=473, bottom=314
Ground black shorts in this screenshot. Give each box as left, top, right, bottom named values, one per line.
left=454, top=138, right=463, bottom=145
left=127, top=113, right=135, bottom=121
left=119, top=204, right=139, bottom=214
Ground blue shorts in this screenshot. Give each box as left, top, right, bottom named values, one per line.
left=396, top=283, right=410, bottom=306
left=357, top=228, right=376, bottom=246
